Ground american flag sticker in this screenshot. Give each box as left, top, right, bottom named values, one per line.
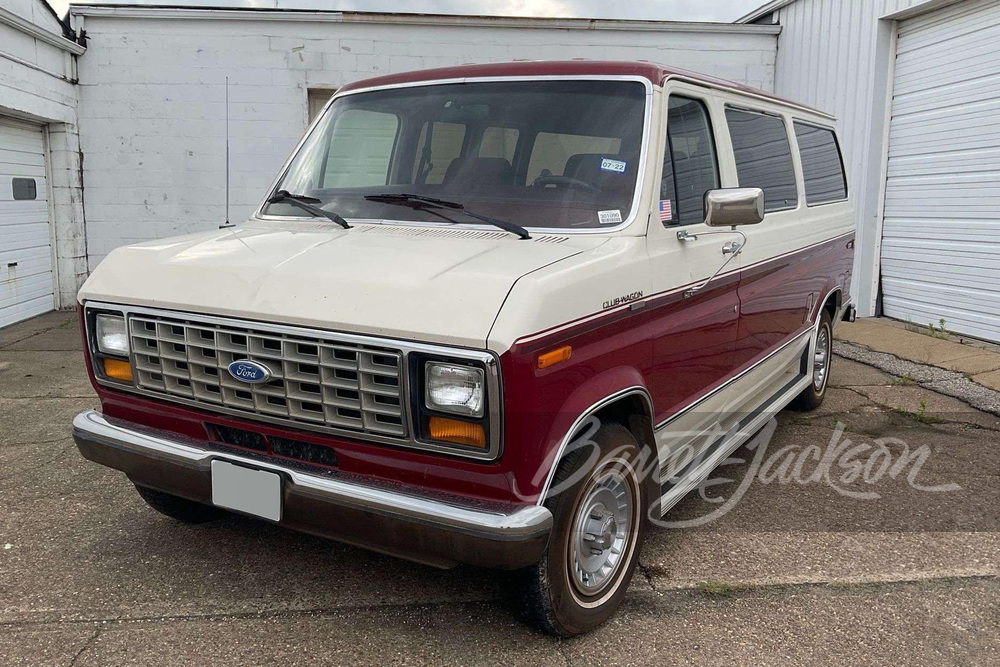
left=659, top=199, right=673, bottom=222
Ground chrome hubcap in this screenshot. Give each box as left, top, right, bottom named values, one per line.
left=813, top=325, right=830, bottom=391
left=570, top=467, right=634, bottom=597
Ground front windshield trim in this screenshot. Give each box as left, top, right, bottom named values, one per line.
left=254, top=74, right=654, bottom=235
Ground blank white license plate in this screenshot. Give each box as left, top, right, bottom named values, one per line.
left=211, top=460, right=282, bottom=522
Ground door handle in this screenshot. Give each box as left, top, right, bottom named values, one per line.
left=681, top=232, right=748, bottom=299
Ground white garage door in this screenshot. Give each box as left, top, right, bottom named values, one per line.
left=0, top=117, right=54, bottom=329
left=881, top=0, right=1000, bottom=342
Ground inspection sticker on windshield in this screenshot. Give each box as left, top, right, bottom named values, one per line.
left=600, top=158, right=627, bottom=173
left=598, top=210, right=623, bottom=225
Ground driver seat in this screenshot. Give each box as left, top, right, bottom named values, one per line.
left=563, top=153, right=634, bottom=195
left=442, top=157, right=515, bottom=191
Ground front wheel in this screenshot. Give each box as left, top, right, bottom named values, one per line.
left=790, top=309, right=833, bottom=411
left=133, top=484, right=222, bottom=523
left=518, top=423, right=650, bottom=637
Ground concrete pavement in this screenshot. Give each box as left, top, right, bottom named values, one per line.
left=1, top=312, right=998, bottom=665
left=837, top=318, right=1000, bottom=392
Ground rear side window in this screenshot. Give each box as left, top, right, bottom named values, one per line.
left=794, top=122, right=847, bottom=205
left=725, top=108, right=798, bottom=213
left=660, top=96, right=720, bottom=226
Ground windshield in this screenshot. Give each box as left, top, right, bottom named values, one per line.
left=261, top=80, right=648, bottom=230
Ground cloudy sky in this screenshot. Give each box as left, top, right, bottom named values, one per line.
left=47, top=0, right=764, bottom=22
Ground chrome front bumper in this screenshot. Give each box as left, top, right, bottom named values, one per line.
left=72, top=410, right=551, bottom=569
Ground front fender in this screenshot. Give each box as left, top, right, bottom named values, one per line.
left=500, top=338, right=653, bottom=503
left=532, top=368, right=653, bottom=504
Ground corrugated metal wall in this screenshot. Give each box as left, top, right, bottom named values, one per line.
left=880, top=0, right=1000, bottom=341
left=772, top=0, right=887, bottom=315
left=768, top=0, right=944, bottom=316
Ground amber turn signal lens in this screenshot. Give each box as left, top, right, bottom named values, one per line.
left=103, top=358, right=133, bottom=383
left=428, top=416, right=486, bottom=448
left=538, top=345, right=572, bottom=369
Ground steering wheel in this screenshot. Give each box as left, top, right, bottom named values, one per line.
left=532, top=173, right=602, bottom=194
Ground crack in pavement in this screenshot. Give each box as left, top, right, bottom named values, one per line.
left=2, top=574, right=996, bottom=632
left=835, top=343, right=1000, bottom=417
left=0, top=321, right=76, bottom=352
left=637, top=561, right=659, bottom=594
left=0, top=349, right=83, bottom=353
left=0, top=397, right=95, bottom=401
left=0, top=443, right=77, bottom=482
left=828, top=354, right=1000, bottom=436
left=787, top=386, right=1000, bottom=438
left=844, top=384, right=1000, bottom=431
left=1, top=436, right=73, bottom=449
left=67, top=625, right=101, bottom=667
left=0, top=396, right=97, bottom=401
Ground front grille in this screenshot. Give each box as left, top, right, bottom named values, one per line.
left=128, top=314, right=407, bottom=438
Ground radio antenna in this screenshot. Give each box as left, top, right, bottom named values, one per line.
left=224, top=77, right=231, bottom=227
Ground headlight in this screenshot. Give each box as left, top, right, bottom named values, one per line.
left=95, top=314, right=129, bottom=356
left=425, top=362, right=485, bottom=418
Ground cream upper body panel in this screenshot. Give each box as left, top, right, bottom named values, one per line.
left=78, top=219, right=608, bottom=350
left=487, top=235, right=652, bottom=353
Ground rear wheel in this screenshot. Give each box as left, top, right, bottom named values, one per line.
left=790, top=309, right=833, bottom=411
left=518, top=423, right=650, bottom=637
left=133, top=484, right=221, bottom=523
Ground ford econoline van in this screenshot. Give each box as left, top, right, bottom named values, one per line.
left=73, top=61, right=855, bottom=636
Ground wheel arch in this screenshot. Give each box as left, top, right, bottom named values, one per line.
left=535, top=378, right=656, bottom=507
left=801, top=285, right=841, bottom=386
left=822, top=286, right=842, bottom=324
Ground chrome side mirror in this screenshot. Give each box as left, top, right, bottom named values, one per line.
left=704, top=188, right=765, bottom=227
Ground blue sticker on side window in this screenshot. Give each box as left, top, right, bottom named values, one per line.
left=600, top=158, right=627, bottom=174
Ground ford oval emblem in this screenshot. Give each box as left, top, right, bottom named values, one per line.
left=227, top=360, right=272, bottom=384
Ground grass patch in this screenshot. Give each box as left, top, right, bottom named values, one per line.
left=892, top=373, right=915, bottom=386
left=905, top=318, right=951, bottom=340
left=893, top=399, right=946, bottom=425
left=696, top=581, right=745, bottom=597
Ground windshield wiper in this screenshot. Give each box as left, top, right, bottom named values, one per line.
left=364, top=193, right=530, bottom=240
left=267, top=190, right=351, bottom=230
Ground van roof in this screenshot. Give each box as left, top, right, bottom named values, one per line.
left=336, top=60, right=835, bottom=120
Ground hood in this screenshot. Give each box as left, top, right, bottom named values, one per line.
left=78, top=220, right=608, bottom=349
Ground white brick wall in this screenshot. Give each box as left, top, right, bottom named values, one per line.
left=74, top=11, right=778, bottom=267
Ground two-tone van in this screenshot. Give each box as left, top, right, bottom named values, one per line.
left=73, top=61, right=855, bottom=636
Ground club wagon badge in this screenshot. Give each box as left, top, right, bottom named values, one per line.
left=227, top=360, right=272, bottom=384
